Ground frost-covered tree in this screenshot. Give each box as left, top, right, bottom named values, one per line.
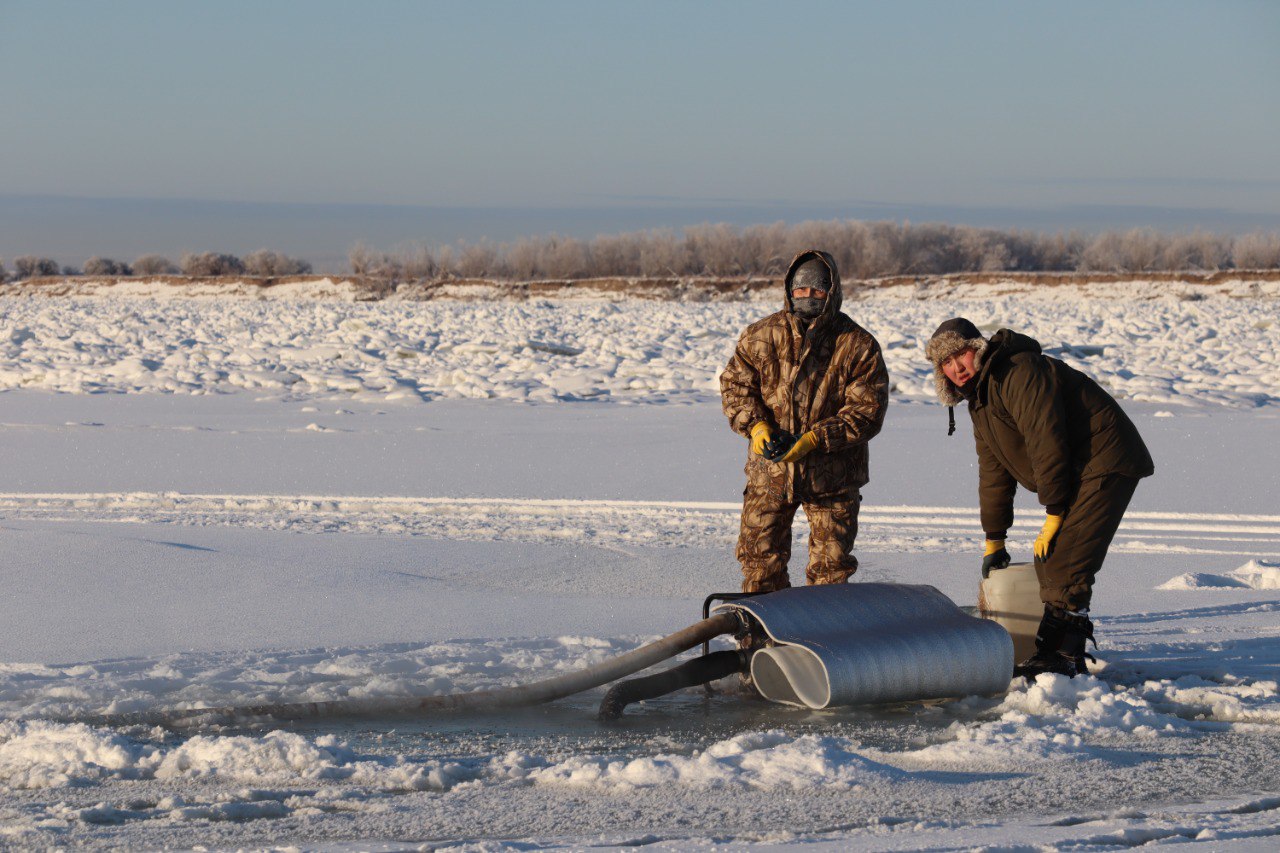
left=132, top=254, right=178, bottom=275
left=454, top=240, right=500, bottom=278
left=334, top=223, right=1280, bottom=282
left=397, top=243, right=437, bottom=280
left=348, top=242, right=376, bottom=276
left=180, top=252, right=246, bottom=276
left=1232, top=232, right=1280, bottom=270
left=589, top=233, right=644, bottom=277
left=348, top=242, right=405, bottom=279
left=504, top=237, right=542, bottom=280
left=637, top=229, right=690, bottom=276
left=1077, top=231, right=1160, bottom=273
left=540, top=236, right=587, bottom=279
left=685, top=223, right=743, bottom=276
left=1160, top=232, right=1231, bottom=272
left=13, top=256, right=61, bottom=278
left=1028, top=231, right=1085, bottom=272
left=243, top=249, right=312, bottom=276
left=83, top=257, right=133, bottom=276
left=738, top=222, right=790, bottom=276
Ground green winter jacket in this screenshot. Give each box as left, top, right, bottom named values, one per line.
left=968, top=330, right=1154, bottom=537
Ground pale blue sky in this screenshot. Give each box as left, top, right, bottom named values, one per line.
left=2, top=0, right=1278, bottom=265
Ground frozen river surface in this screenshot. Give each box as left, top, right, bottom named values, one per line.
left=1, top=287, right=1279, bottom=849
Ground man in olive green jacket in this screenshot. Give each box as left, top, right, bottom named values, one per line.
left=720, top=250, right=890, bottom=593
left=926, top=317, right=1154, bottom=678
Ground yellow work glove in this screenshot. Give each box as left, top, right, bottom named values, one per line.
left=749, top=422, right=773, bottom=456
left=981, top=539, right=1010, bottom=578
left=1033, top=514, right=1064, bottom=561
left=779, top=431, right=819, bottom=463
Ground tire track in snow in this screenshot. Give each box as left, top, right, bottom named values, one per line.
left=1, top=492, right=1277, bottom=556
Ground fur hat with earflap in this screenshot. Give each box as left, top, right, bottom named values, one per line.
left=925, top=317, right=988, bottom=434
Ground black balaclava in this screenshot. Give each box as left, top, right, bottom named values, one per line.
left=789, top=258, right=830, bottom=322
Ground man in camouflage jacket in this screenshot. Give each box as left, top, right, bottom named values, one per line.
left=926, top=317, right=1154, bottom=678
left=720, top=249, right=890, bottom=593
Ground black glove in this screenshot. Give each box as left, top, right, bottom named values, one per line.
left=761, top=429, right=798, bottom=461
left=981, top=541, right=1011, bottom=579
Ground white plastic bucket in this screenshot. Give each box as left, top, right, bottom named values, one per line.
left=978, top=562, right=1043, bottom=664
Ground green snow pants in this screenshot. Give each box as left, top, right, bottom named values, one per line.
left=1038, top=473, right=1140, bottom=611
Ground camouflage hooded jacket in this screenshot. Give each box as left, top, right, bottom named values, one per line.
left=719, top=249, right=890, bottom=501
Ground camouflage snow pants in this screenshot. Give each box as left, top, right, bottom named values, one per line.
left=736, top=489, right=861, bottom=593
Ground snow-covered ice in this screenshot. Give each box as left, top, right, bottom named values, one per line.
left=3, top=278, right=1279, bottom=409
left=1, top=282, right=1278, bottom=849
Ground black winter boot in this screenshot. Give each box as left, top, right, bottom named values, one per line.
left=1014, top=604, right=1095, bottom=679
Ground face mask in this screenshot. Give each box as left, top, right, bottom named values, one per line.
left=792, top=296, right=825, bottom=321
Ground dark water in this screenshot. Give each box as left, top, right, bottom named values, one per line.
left=173, top=685, right=1005, bottom=763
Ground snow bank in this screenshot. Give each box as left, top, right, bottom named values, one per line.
left=1159, top=559, right=1280, bottom=590
left=0, top=721, right=902, bottom=794
left=0, top=721, right=440, bottom=791
left=901, top=675, right=1189, bottom=766
left=519, top=730, right=902, bottom=791
left=4, top=665, right=1275, bottom=799
left=0, top=720, right=143, bottom=789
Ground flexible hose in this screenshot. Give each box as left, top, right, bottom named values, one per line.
left=73, top=611, right=741, bottom=728
left=598, top=649, right=748, bottom=720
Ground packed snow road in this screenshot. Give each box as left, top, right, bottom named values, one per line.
left=1, top=287, right=1278, bottom=849
left=2, top=493, right=1277, bottom=557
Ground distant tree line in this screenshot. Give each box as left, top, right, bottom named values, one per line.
left=349, top=222, right=1280, bottom=281
left=3, top=222, right=1280, bottom=284
left=0, top=249, right=311, bottom=282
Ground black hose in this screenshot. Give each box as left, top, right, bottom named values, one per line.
left=598, top=649, right=749, bottom=720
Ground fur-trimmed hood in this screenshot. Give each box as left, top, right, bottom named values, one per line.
left=925, top=317, right=988, bottom=406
